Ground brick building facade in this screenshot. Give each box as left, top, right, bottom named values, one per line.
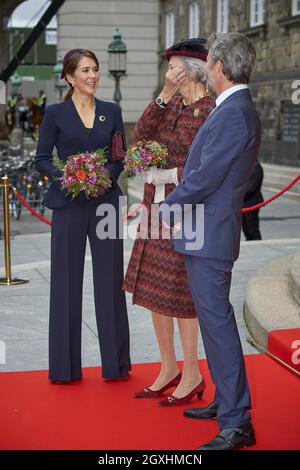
left=159, top=0, right=300, bottom=166
left=57, top=0, right=159, bottom=125
left=2, top=0, right=299, bottom=166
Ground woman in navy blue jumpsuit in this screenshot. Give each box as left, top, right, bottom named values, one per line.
left=35, top=49, right=131, bottom=382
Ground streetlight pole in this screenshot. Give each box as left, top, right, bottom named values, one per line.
left=9, top=73, right=22, bottom=129
left=53, top=57, right=66, bottom=102
left=113, top=73, right=123, bottom=105
left=107, top=29, right=127, bottom=107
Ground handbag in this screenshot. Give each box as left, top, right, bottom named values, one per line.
left=111, top=131, right=126, bottom=161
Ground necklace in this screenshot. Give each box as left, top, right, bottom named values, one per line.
left=182, top=91, right=209, bottom=117
left=182, top=90, right=209, bottom=107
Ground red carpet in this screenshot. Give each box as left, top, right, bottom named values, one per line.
left=0, top=354, right=299, bottom=450
left=268, top=328, right=300, bottom=374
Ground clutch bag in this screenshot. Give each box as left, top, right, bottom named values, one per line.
left=111, top=131, right=126, bottom=161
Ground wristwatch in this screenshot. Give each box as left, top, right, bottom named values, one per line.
left=155, top=96, right=167, bottom=108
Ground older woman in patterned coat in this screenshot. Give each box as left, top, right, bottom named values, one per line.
left=123, top=39, right=215, bottom=406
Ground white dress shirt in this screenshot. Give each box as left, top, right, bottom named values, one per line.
left=215, top=84, right=248, bottom=108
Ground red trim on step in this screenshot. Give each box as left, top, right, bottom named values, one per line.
left=268, top=328, right=300, bottom=374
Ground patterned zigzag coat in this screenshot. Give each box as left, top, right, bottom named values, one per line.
left=123, top=94, right=214, bottom=318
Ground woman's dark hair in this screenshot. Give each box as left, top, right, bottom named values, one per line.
left=62, top=49, right=99, bottom=101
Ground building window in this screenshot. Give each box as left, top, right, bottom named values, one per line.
left=292, top=0, right=300, bottom=15
left=216, top=0, right=229, bottom=33
left=165, top=11, right=175, bottom=48
left=45, top=29, right=57, bottom=45
left=250, top=0, right=266, bottom=27
left=280, top=101, right=300, bottom=143
left=189, top=2, right=200, bottom=38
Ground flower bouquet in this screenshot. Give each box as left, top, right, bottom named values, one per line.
left=124, top=140, right=168, bottom=176
left=55, top=148, right=111, bottom=199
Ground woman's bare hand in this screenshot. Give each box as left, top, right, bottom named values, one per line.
left=160, top=66, right=186, bottom=104
left=100, top=169, right=113, bottom=190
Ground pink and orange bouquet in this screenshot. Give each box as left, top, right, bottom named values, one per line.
left=55, top=148, right=109, bottom=199
left=124, top=140, right=168, bottom=176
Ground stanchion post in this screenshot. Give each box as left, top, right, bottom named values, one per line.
left=0, top=175, right=29, bottom=286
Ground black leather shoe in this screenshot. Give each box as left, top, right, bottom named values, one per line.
left=50, top=380, right=71, bottom=384
left=197, top=423, right=256, bottom=450
left=183, top=401, right=218, bottom=420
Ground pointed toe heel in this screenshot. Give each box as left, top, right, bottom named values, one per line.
left=158, top=379, right=206, bottom=407
left=133, top=372, right=182, bottom=398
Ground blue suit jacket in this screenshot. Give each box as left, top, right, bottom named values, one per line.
left=35, top=98, right=125, bottom=209
left=161, top=89, right=261, bottom=261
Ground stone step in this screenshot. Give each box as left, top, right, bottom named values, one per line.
left=244, top=252, right=300, bottom=350
left=125, top=164, right=300, bottom=207
left=263, top=181, right=300, bottom=192
left=264, top=173, right=300, bottom=184
left=262, top=163, right=300, bottom=199
left=262, top=186, right=300, bottom=202
left=262, top=163, right=300, bottom=177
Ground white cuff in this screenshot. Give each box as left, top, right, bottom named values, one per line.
left=147, top=167, right=178, bottom=203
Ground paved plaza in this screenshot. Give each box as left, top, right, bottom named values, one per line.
left=0, top=189, right=299, bottom=372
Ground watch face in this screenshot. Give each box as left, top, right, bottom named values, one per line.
left=156, top=97, right=163, bottom=105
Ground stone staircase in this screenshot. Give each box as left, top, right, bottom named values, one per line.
left=262, top=163, right=300, bottom=201
left=125, top=163, right=300, bottom=205
left=244, top=250, right=300, bottom=372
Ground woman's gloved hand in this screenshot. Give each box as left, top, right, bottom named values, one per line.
left=147, top=167, right=178, bottom=185
left=147, top=167, right=178, bottom=203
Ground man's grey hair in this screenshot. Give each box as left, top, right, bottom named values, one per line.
left=208, top=32, right=256, bottom=84
left=179, top=56, right=207, bottom=84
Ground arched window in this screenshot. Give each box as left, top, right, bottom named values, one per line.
left=189, top=2, right=200, bottom=38
left=216, top=0, right=229, bottom=33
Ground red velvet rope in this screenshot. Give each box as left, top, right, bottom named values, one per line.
left=124, top=202, right=144, bottom=220
left=241, top=173, right=300, bottom=213
left=12, top=188, right=52, bottom=226
left=12, top=173, right=300, bottom=226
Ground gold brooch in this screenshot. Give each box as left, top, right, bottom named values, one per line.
left=99, top=115, right=106, bottom=122
left=193, top=109, right=201, bottom=118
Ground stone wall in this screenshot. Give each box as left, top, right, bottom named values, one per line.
left=159, top=0, right=300, bottom=166
left=57, top=0, right=160, bottom=125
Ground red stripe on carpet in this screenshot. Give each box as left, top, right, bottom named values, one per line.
left=0, top=354, right=299, bottom=450
left=268, top=328, right=300, bottom=374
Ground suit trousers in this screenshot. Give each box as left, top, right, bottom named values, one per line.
left=49, top=187, right=131, bottom=381
left=184, top=255, right=251, bottom=429
left=242, top=209, right=262, bottom=241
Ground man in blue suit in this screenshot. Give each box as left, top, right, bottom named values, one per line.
left=160, top=32, right=260, bottom=450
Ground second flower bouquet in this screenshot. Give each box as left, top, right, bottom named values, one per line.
left=55, top=148, right=111, bottom=199
left=124, top=140, right=168, bottom=176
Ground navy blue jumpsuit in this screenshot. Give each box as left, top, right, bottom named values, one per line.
left=35, top=98, right=131, bottom=381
